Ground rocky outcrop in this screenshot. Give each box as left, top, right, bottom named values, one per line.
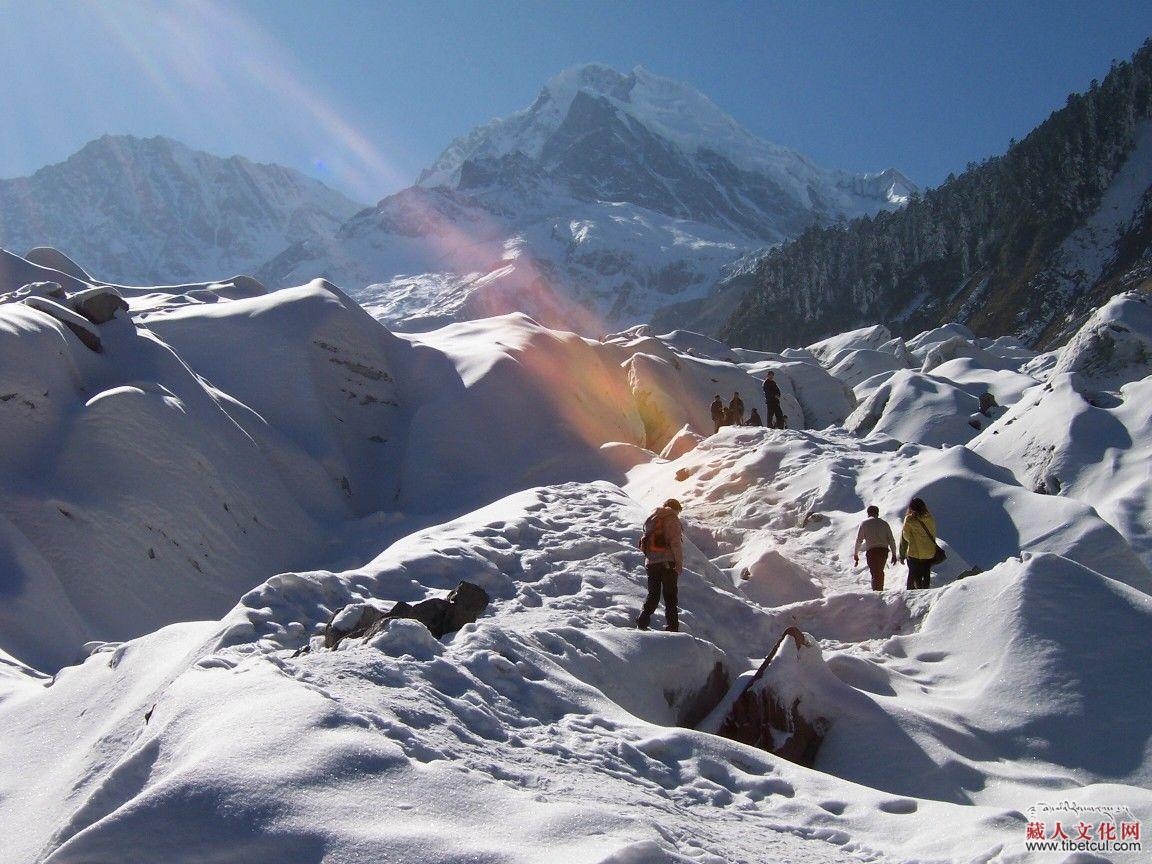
left=676, top=661, right=731, bottom=728
left=715, top=627, right=830, bottom=768
left=69, top=285, right=128, bottom=324
left=21, top=294, right=103, bottom=352
left=324, top=581, right=491, bottom=648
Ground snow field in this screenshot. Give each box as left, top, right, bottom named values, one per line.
left=2, top=259, right=1152, bottom=862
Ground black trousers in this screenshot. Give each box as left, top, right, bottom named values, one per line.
left=638, top=561, right=679, bottom=630
left=907, top=557, right=932, bottom=590
left=766, top=401, right=785, bottom=429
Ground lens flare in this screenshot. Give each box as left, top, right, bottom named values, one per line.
left=83, top=0, right=408, bottom=201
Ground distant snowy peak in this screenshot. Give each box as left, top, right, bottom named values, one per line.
left=417, top=63, right=916, bottom=222
left=0, top=134, right=363, bottom=285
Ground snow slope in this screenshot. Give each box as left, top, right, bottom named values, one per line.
left=2, top=256, right=1150, bottom=863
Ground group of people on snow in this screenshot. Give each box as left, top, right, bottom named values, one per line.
left=709, top=371, right=787, bottom=434
left=636, top=496, right=944, bottom=632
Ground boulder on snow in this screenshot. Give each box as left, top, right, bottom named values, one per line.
left=324, top=581, right=491, bottom=647
left=20, top=295, right=102, bottom=352
left=715, top=627, right=829, bottom=767
left=68, top=285, right=128, bottom=324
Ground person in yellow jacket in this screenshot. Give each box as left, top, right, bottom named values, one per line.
left=898, top=497, right=938, bottom=589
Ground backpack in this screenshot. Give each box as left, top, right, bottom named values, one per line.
left=638, top=511, right=670, bottom=557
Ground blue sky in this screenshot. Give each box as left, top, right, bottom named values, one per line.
left=0, top=0, right=1148, bottom=203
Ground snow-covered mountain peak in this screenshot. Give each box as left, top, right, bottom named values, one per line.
left=0, top=135, right=363, bottom=286
left=417, top=63, right=915, bottom=210
left=281, top=67, right=917, bottom=335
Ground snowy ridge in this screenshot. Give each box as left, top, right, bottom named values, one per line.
left=1, top=251, right=1150, bottom=863
left=0, top=135, right=363, bottom=285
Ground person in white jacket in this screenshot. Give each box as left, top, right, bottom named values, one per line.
left=853, top=505, right=898, bottom=591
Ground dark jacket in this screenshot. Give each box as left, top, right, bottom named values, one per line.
left=763, top=378, right=781, bottom=403
left=643, top=506, right=684, bottom=572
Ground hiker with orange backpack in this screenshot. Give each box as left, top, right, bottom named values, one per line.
left=636, top=498, right=684, bottom=632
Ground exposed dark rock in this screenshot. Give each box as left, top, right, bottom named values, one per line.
left=324, top=581, right=491, bottom=648
left=24, top=280, right=66, bottom=299
left=69, top=285, right=128, bottom=324
left=21, top=295, right=102, bottom=352
left=715, top=627, right=829, bottom=768
left=323, top=604, right=387, bottom=649
left=677, top=661, right=731, bottom=728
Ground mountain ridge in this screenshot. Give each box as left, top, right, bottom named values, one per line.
left=0, top=133, right=363, bottom=286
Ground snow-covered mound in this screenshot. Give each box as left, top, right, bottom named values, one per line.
left=805, top=325, right=896, bottom=363
left=1049, top=291, right=1152, bottom=394
left=972, top=292, right=1152, bottom=570
left=3, top=265, right=1152, bottom=864
left=826, top=347, right=909, bottom=391
left=818, top=554, right=1152, bottom=803
left=845, top=369, right=983, bottom=446
left=906, top=322, right=978, bottom=362
left=0, top=275, right=413, bottom=670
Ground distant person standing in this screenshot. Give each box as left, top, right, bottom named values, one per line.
left=637, top=498, right=684, bottom=632
left=899, top=497, right=938, bottom=590
left=763, top=371, right=785, bottom=429
left=746, top=407, right=763, bottom=426
left=729, top=392, right=745, bottom=425
left=853, top=505, right=897, bottom=591
left=710, top=395, right=726, bottom=433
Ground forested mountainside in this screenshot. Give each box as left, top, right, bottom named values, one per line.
left=722, top=39, right=1152, bottom=351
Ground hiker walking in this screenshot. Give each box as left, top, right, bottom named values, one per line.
left=899, top=497, right=939, bottom=590
left=746, top=407, right=763, bottom=426
left=853, top=505, right=897, bottom=591
left=728, top=392, right=745, bottom=425
left=636, top=498, right=684, bottom=632
left=763, top=371, right=786, bottom=429
left=710, top=395, right=726, bottom=433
